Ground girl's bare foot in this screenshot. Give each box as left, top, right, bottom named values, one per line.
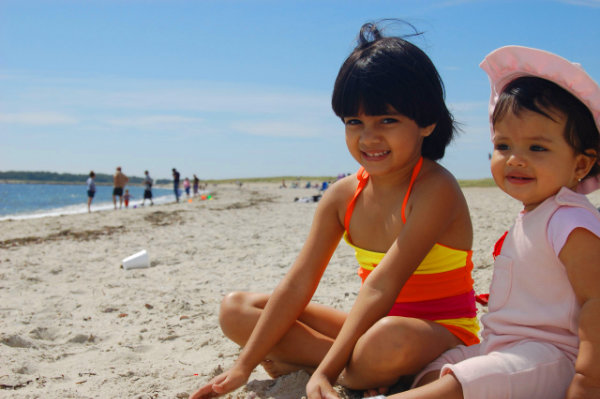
left=260, top=359, right=315, bottom=378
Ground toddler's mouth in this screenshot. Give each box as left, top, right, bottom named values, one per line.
left=507, top=175, right=534, bottom=183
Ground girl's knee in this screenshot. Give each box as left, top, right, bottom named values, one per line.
left=219, top=291, right=250, bottom=332
left=219, top=291, right=267, bottom=343
left=354, top=317, right=413, bottom=364
left=354, top=317, right=444, bottom=371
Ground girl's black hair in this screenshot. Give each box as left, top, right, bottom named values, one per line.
left=332, top=21, right=456, bottom=161
left=493, top=76, right=600, bottom=177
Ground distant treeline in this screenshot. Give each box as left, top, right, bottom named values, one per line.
left=0, top=170, right=495, bottom=187
left=0, top=171, right=171, bottom=185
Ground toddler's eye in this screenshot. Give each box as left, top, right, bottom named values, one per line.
left=494, top=143, right=509, bottom=151
left=381, top=118, right=398, bottom=124
left=530, top=145, right=547, bottom=152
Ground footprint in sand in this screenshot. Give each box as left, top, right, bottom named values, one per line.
left=29, top=326, right=58, bottom=341
left=1, top=334, right=36, bottom=349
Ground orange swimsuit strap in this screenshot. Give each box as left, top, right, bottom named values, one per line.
left=344, top=157, right=424, bottom=238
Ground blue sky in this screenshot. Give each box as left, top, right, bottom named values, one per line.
left=1, top=0, right=599, bottom=180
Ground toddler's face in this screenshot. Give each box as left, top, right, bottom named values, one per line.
left=491, top=108, right=587, bottom=211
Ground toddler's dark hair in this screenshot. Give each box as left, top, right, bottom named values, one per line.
left=493, top=76, right=600, bottom=177
left=331, top=21, right=456, bottom=161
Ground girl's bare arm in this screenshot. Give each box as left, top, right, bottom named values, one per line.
left=190, top=182, right=349, bottom=399
left=307, top=171, right=467, bottom=396
left=562, top=228, right=600, bottom=399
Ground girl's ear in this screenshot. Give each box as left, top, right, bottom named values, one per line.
left=420, top=123, right=436, bottom=137
left=575, top=149, right=598, bottom=181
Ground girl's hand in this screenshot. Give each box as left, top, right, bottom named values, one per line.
left=306, top=372, right=339, bottom=399
left=188, top=366, right=251, bottom=399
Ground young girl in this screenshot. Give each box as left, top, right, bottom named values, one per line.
left=365, top=46, right=600, bottom=399
left=189, top=22, right=479, bottom=399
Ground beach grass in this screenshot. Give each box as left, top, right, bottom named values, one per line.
left=207, top=176, right=497, bottom=188
left=2, top=176, right=498, bottom=188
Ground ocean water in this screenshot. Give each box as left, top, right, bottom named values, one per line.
left=0, top=183, right=176, bottom=220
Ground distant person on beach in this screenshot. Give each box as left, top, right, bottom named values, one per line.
left=193, top=174, right=200, bottom=196
left=142, top=170, right=154, bottom=206
left=172, top=168, right=180, bottom=203
left=375, top=47, right=600, bottom=399
left=183, top=177, right=191, bottom=198
left=123, top=189, right=131, bottom=208
left=86, top=171, right=96, bottom=213
left=113, top=166, right=129, bottom=210
left=190, top=21, right=478, bottom=399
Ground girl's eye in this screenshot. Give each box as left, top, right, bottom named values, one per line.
left=381, top=118, right=398, bottom=124
left=344, top=118, right=362, bottom=126
left=530, top=145, right=547, bottom=152
left=494, top=143, right=509, bottom=151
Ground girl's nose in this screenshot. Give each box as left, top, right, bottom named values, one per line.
left=360, top=126, right=381, bottom=144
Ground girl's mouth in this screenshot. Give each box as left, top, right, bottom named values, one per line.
left=362, top=150, right=390, bottom=160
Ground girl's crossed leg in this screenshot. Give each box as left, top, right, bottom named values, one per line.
left=218, top=291, right=462, bottom=391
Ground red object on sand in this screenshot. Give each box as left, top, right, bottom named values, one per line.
left=475, top=293, right=490, bottom=305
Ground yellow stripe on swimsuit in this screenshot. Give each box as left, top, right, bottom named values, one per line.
left=343, top=158, right=480, bottom=345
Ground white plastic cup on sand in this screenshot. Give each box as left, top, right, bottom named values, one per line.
left=122, top=249, right=150, bottom=270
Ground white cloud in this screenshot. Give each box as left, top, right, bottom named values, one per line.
left=0, top=112, right=78, bottom=125
left=11, top=76, right=331, bottom=116
left=105, top=115, right=204, bottom=128
left=230, top=118, right=340, bottom=138
left=3, top=74, right=337, bottom=138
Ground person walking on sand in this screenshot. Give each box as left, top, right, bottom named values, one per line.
left=123, top=189, right=132, bottom=208
left=190, top=20, right=479, bottom=399
left=113, top=166, right=129, bottom=209
left=172, top=168, right=181, bottom=203
left=183, top=177, right=191, bottom=198
left=86, top=171, right=96, bottom=213
left=193, top=174, right=200, bottom=196
left=142, top=170, right=154, bottom=206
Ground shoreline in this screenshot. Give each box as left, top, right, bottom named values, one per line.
left=0, top=184, right=188, bottom=222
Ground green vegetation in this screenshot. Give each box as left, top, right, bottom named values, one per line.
left=207, top=176, right=497, bottom=188
left=0, top=171, right=497, bottom=188
left=457, top=178, right=496, bottom=187
left=0, top=171, right=171, bottom=185
left=206, top=176, right=337, bottom=184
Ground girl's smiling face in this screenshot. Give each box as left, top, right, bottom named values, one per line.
left=344, top=107, right=435, bottom=176
left=491, top=107, right=591, bottom=212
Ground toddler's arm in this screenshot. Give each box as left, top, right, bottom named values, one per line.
left=561, top=228, right=600, bottom=399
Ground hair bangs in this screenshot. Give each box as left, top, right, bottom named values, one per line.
left=332, top=61, right=417, bottom=119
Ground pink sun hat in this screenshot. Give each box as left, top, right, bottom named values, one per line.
left=480, top=45, right=600, bottom=194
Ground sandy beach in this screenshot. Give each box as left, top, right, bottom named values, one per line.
left=1, top=183, right=599, bottom=399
